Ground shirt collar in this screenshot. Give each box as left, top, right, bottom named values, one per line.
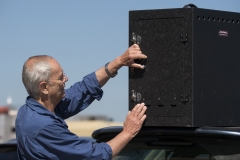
left=26, top=96, right=55, bottom=116
left=25, top=96, right=68, bottom=127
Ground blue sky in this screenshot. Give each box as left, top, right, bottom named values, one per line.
left=1, top=0, right=240, bottom=122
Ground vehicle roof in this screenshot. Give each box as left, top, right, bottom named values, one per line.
left=92, top=126, right=240, bottom=141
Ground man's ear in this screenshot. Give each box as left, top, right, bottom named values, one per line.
left=39, top=82, right=48, bottom=94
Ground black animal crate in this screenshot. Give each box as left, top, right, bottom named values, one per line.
left=128, top=6, right=240, bottom=127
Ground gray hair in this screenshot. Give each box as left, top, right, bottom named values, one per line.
left=22, top=55, right=53, bottom=99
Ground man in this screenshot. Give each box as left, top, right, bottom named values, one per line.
left=15, top=44, right=147, bottom=160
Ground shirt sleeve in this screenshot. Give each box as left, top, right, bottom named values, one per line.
left=36, top=123, right=112, bottom=160
left=55, top=72, right=103, bottom=119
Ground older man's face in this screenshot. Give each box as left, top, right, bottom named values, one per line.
left=47, top=59, right=68, bottom=105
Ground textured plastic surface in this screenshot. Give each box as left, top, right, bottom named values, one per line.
left=129, top=7, right=240, bottom=127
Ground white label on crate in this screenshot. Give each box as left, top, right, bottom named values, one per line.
left=219, top=30, right=228, bottom=37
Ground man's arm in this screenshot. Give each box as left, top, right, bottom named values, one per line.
left=107, top=103, right=147, bottom=157
left=95, top=44, right=147, bottom=87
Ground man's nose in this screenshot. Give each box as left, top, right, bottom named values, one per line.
left=64, top=76, right=68, bottom=82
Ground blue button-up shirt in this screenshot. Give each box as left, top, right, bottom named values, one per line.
left=15, top=72, right=112, bottom=160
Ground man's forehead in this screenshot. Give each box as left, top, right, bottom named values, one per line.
left=51, top=66, right=63, bottom=76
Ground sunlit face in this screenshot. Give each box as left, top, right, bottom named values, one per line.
left=47, top=59, right=68, bottom=104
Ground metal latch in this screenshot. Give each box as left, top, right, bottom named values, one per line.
left=180, top=33, right=188, bottom=42
left=131, top=90, right=142, bottom=102
left=132, top=32, right=141, bottom=44
left=130, top=32, right=145, bottom=76
left=181, top=93, right=189, bottom=102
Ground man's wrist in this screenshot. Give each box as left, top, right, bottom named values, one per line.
left=105, top=62, right=118, bottom=78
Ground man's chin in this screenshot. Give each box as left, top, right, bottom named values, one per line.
left=62, top=90, right=66, bottom=98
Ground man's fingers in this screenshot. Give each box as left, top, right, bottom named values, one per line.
left=140, top=114, right=147, bottom=122
left=131, top=103, right=141, bottom=116
left=131, top=44, right=140, bottom=49
left=132, top=103, right=141, bottom=111
left=131, top=63, right=145, bottom=69
left=120, top=44, right=147, bottom=67
left=129, top=53, right=147, bottom=59
left=131, top=103, right=147, bottom=117
left=123, top=103, right=147, bottom=138
left=138, top=106, right=147, bottom=117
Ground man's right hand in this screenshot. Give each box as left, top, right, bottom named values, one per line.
left=106, top=103, right=147, bottom=158
left=123, top=103, right=147, bottom=137
left=118, top=44, right=147, bottom=69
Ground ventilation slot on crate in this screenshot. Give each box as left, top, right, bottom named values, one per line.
left=197, top=15, right=239, bottom=24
